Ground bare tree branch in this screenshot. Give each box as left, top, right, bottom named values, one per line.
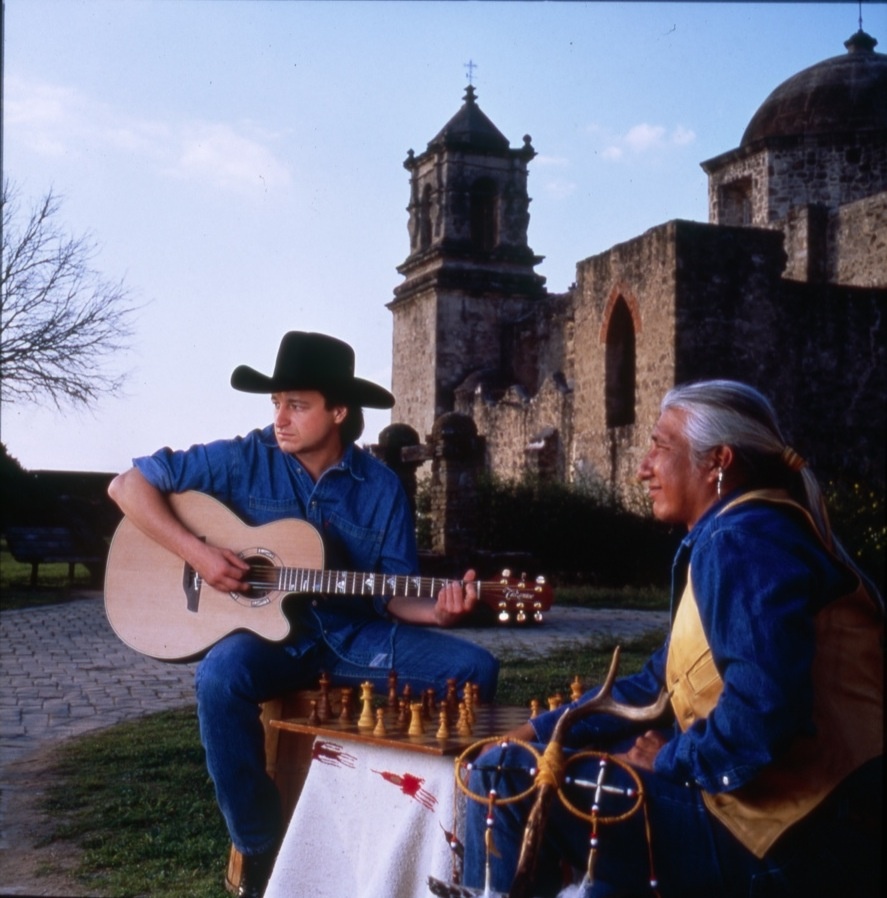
left=1, top=179, right=139, bottom=409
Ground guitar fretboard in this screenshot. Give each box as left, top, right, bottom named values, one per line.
left=271, top=568, right=463, bottom=599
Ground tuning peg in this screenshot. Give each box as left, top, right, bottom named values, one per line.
left=500, top=568, right=512, bottom=579
left=535, top=575, right=546, bottom=586
left=533, top=610, right=544, bottom=623
left=498, top=608, right=511, bottom=623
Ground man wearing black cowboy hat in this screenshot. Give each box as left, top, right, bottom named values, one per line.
left=109, top=331, right=499, bottom=898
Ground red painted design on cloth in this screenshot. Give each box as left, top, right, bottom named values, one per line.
left=312, top=740, right=357, bottom=768
left=373, top=769, right=438, bottom=810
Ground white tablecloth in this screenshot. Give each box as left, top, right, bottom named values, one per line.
left=265, top=738, right=465, bottom=898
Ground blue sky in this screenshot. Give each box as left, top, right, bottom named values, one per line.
left=2, top=0, right=880, bottom=473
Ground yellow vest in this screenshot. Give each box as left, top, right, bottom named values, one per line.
left=665, top=490, right=884, bottom=858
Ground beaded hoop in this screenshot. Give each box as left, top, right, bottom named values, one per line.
left=454, top=737, right=541, bottom=806
left=557, top=750, right=645, bottom=824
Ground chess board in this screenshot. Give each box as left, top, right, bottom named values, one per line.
left=271, top=695, right=533, bottom=756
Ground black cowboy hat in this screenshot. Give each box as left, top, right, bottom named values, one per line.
left=230, top=331, right=395, bottom=409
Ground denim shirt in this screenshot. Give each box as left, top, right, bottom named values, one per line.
left=530, top=492, right=854, bottom=794
left=133, top=425, right=419, bottom=631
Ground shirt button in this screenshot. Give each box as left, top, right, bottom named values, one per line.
left=722, top=775, right=730, bottom=786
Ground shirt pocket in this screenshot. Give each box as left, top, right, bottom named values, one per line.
left=687, top=650, right=723, bottom=723
left=324, top=511, right=384, bottom=570
left=247, top=495, right=304, bottom=525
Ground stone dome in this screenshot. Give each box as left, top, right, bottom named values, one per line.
left=741, top=30, right=887, bottom=147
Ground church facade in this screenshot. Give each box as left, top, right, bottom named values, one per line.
left=387, top=31, right=887, bottom=504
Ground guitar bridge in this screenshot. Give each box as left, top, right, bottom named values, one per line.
left=182, top=562, right=201, bottom=613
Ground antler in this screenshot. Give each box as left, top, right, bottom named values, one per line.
left=508, top=647, right=670, bottom=898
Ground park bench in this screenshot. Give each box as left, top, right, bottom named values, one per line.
left=5, top=524, right=107, bottom=587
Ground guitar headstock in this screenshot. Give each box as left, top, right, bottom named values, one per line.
left=479, top=570, right=554, bottom=624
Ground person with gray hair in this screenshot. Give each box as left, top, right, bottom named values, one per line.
left=462, top=379, right=882, bottom=898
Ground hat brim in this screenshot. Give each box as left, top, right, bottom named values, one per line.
left=230, top=365, right=395, bottom=409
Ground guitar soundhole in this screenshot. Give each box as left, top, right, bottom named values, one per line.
left=231, top=550, right=279, bottom=607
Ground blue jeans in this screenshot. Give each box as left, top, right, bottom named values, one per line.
left=195, top=611, right=499, bottom=855
left=463, top=744, right=881, bottom=898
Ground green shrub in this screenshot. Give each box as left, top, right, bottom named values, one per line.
left=825, top=479, right=885, bottom=595
left=470, top=475, right=679, bottom=587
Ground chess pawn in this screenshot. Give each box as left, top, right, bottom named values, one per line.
left=408, top=700, right=425, bottom=737
left=339, top=687, right=354, bottom=723
left=307, top=700, right=321, bottom=726
left=464, top=687, right=476, bottom=725
left=548, top=693, right=563, bottom=711
left=373, top=707, right=387, bottom=737
left=530, top=698, right=541, bottom=718
left=436, top=708, right=450, bottom=740
left=358, top=681, right=375, bottom=729
left=397, top=698, right=408, bottom=728
left=457, top=702, right=472, bottom=736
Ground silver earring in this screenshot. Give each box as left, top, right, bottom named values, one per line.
left=717, top=467, right=724, bottom=498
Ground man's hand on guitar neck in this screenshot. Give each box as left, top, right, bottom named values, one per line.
left=108, top=468, right=250, bottom=594
left=387, top=570, right=479, bottom=628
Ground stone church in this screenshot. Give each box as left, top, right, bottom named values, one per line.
left=387, top=29, right=887, bottom=505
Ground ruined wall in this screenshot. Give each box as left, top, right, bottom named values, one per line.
left=570, top=222, right=681, bottom=503
left=829, top=191, right=887, bottom=288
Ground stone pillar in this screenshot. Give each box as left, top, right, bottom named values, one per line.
left=370, top=423, right=423, bottom=516
left=427, top=413, right=484, bottom=562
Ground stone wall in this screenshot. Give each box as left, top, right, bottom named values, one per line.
left=763, top=137, right=887, bottom=222
left=828, top=191, right=887, bottom=287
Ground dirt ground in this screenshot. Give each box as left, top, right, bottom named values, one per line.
left=0, top=743, right=97, bottom=898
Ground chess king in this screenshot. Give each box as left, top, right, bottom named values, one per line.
left=107, top=331, right=500, bottom=898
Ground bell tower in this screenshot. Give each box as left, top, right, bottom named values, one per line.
left=388, top=85, right=547, bottom=441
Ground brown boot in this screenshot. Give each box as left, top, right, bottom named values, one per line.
left=236, top=848, right=277, bottom=898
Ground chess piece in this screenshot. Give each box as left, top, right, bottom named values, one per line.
left=408, top=700, right=425, bottom=736
left=318, top=672, right=332, bottom=722
left=373, top=707, right=387, bottom=736
left=548, top=693, right=563, bottom=711
left=530, top=698, right=541, bottom=718
left=436, top=708, right=450, bottom=740
left=307, top=699, right=320, bottom=726
left=339, top=687, right=353, bottom=723
left=358, top=681, right=375, bottom=729
left=457, top=702, right=472, bottom=736
left=464, top=686, right=476, bottom=725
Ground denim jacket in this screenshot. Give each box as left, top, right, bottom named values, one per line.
left=530, top=491, right=860, bottom=795
left=133, top=425, right=419, bottom=632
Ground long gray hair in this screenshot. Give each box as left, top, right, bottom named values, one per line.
left=662, top=379, right=834, bottom=547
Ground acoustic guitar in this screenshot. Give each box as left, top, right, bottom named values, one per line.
left=104, top=491, right=553, bottom=661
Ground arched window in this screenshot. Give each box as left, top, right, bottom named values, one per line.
left=469, top=178, right=497, bottom=252
left=605, top=297, right=636, bottom=428
left=419, top=184, right=433, bottom=250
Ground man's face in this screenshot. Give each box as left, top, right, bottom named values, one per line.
left=637, top=408, right=716, bottom=529
left=271, top=390, right=346, bottom=457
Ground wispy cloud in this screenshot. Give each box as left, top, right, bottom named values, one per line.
left=5, top=75, right=291, bottom=195
left=533, top=154, right=578, bottom=199
left=587, top=121, right=696, bottom=161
